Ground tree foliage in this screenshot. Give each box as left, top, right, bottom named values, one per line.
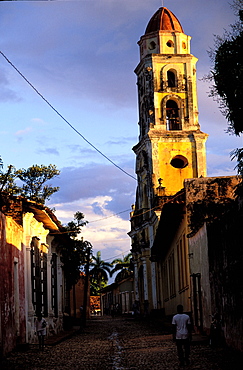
left=208, top=3, right=243, bottom=135
left=210, top=30, right=243, bottom=135
left=89, top=251, right=112, bottom=293
left=0, top=162, right=19, bottom=195
left=59, top=212, right=90, bottom=290
left=208, top=3, right=243, bottom=193
left=64, top=211, right=88, bottom=238
left=0, top=158, right=60, bottom=204
left=90, top=279, right=107, bottom=296
left=16, top=164, right=60, bottom=203
left=111, top=252, right=133, bottom=283
left=61, top=238, right=92, bottom=291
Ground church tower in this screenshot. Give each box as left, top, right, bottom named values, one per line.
left=133, top=7, right=208, bottom=200
left=130, top=7, right=208, bottom=312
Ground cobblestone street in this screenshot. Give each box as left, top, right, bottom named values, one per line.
left=1, top=316, right=242, bottom=370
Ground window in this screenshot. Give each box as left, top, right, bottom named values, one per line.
left=138, top=265, right=144, bottom=302
left=177, top=234, right=189, bottom=292
left=14, top=258, right=20, bottom=336
left=166, top=100, right=182, bottom=130
left=168, top=252, right=176, bottom=298
left=167, top=70, right=176, bottom=87
left=162, top=262, right=169, bottom=302
left=31, top=238, right=41, bottom=314
left=31, top=238, right=48, bottom=316
left=51, top=253, right=58, bottom=317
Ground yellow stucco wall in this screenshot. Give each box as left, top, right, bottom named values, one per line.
left=6, top=216, right=22, bottom=251
left=158, top=141, right=196, bottom=195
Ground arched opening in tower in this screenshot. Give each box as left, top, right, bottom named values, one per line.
left=166, top=100, right=182, bottom=130
left=167, top=70, right=176, bottom=87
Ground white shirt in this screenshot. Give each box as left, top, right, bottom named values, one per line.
left=35, top=318, right=47, bottom=336
left=172, top=313, right=191, bottom=339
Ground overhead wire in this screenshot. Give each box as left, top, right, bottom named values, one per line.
left=0, top=51, right=137, bottom=182
left=88, top=208, right=131, bottom=223
left=104, top=250, right=131, bottom=262
left=0, top=50, right=159, bottom=225
left=0, top=51, right=185, bottom=228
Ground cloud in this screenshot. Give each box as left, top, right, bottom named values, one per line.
left=45, top=163, right=136, bottom=259
left=0, top=87, right=20, bottom=103
left=31, top=118, right=48, bottom=125
left=15, top=127, right=32, bottom=136
left=48, top=194, right=132, bottom=267
left=1, top=0, right=234, bottom=114
left=14, top=126, right=33, bottom=142
left=46, top=158, right=136, bottom=265
left=39, top=147, right=60, bottom=156
left=207, top=151, right=238, bottom=177
left=49, top=192, right=133, bottom=259
left=91, top=201, right=106, bottom=216
left=0, top=69, right=21, bottom=102
left=105, top=136, right=137, bottom=146
left=0, top=0, right=236, bottom=109
left=0, top=2, right=140, bottom=107
left=49, top=162, right=136, bottom=213
left=67, top=145, right=101, bottom=157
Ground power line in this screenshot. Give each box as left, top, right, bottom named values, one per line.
left=0, top=51, right=137, bottom=182
left=0, top=51, right=185, bottom=227
left=88, top=208, right=131, bottom=223
left=104, top=250, right=131, bottom=262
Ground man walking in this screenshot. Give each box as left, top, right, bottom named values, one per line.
left=172, top=304, right=191, bottom=366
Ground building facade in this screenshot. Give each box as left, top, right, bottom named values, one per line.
left=101, top=277, right=134, bottom=316
left=0, top=195, right=68, bottom=357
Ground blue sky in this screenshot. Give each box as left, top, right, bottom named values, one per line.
left=0, top=0, right=242, bottom=267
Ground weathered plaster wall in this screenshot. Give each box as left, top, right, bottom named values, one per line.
left=188, top=223, right=212, bottom=332
left=185, top=176, right=243, bottom=350
left=22, top=215, right=64, bottom=344
left=0, top=211, right=26, bottom=357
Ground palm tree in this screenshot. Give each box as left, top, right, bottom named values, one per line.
left=89, top=251, right=112, bottom=293
left=111, top=252, right=133, bottom=283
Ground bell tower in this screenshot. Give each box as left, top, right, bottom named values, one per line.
left=129, top=8, right=208, bottom=311
left=133, top=7, right=208, bottom=200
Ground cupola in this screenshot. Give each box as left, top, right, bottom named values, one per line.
left=145, top=7, right=183, bottom=34
left=138, top=7, right=191, bottom=57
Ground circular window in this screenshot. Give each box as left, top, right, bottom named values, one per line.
left=170, top=155, right=188, bottom=169
left=148, top=41, right=156, bottom=50
left=182, top=42, right=186, bottom=49
left=166, top=40, right=174, bottom=47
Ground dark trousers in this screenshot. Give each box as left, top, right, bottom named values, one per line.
left=176, top=338, right=190, bottom=363
left=38, top=335, right=45, bottom=350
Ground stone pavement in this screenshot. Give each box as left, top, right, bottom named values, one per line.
left=1, top=316, right=242, bottom=369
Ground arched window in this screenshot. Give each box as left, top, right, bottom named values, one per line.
left=167, top=70, right=176, bottom=87
left=166, top=100, right=182, bottom=130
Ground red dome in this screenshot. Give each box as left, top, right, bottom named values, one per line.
left=145, top=7, right=184, bottom=34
